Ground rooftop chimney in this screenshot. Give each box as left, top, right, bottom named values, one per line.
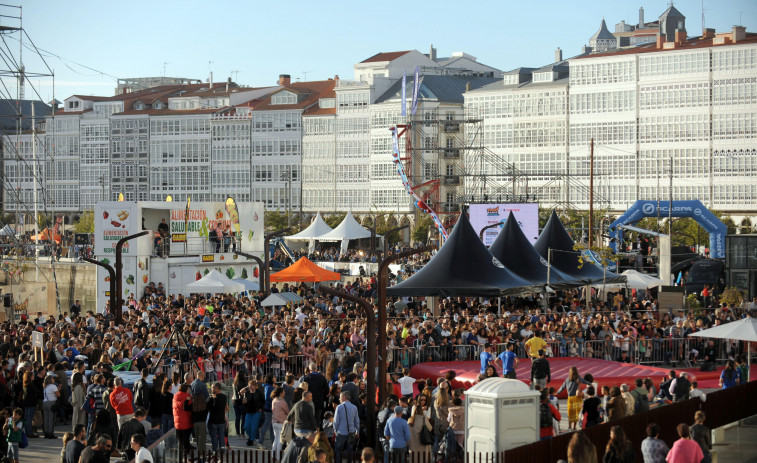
left=702, top=28, right=716, bottom=39
left=639, top=7, right=644, bottom=28
left=733, top=26, right=746, bottom=43
left=465, top=82, right=471, bottom=92
left=278, top=74, right=291, bottom=85
left=582, top=45, right=593, bottom=54
left=675, top=28, right=687, bottom=45
left=334, top=75, right=340, bottom=81
left=555, top=47, right=563, bottom=63
left=656, top=33, right=665, bottom=49
left=430, top=44, right=437, bottom=61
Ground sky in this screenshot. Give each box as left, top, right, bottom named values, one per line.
left=4, top=0, right=757, bottom=102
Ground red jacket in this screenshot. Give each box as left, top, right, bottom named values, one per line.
left=173, top=390, right=193, bottom=430
left=109, top=386, right=134, bottom=416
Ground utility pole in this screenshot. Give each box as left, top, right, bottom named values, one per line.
left=669, top=157, right=673, bottom=240
left=589, top=138, right=594, bottom=248
left=32, top=102, right=38, bottom=282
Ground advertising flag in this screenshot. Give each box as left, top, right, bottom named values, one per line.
left=401, top=71, right=407, bottom=116
left=411, top=66, right=420, bottom=115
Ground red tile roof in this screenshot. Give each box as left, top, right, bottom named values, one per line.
left=69, top=95, right=111, bottom=102
left=115, top=108, right=221, bottom=116
left=577, top=32, right=757, bottom=59
left=52, top=109, right=92, bottom=116
left=360, top=51, right=412, bottom=63
left=243, top=80, right=336, bottom=112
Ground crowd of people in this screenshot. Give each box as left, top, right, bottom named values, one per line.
left=0, top=268, right=751, bottom=462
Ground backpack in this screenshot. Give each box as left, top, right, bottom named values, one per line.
left=539, top=403, right=552, bottom=428
left=632, top=390, right=649, bottom=413
left=672, top=377, right=690, bottom=401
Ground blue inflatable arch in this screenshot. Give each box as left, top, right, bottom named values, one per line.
left=609, top=200, right=727, bottom=259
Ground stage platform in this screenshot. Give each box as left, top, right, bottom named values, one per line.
left=408, top=357, right=725, bottom=398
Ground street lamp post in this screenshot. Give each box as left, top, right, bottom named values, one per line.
left=377, top=245, right=435, bottom=405
left=382, top=224, right=410, bottom=256
left=114, top=231, right=149, bottom=324
left=318, top=285, right=377, bottom=447
left=264, top=228, right=291, bottom=296
left=234, top=250, right=264, bottom=291
left=82, top=257, right=116, bottom=318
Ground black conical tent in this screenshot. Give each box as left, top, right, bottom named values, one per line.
left=489, top=211, right=579, bottom=289
left=386, top=212, right=533, bottom=297
left=533, top=211, right=626, bottom=285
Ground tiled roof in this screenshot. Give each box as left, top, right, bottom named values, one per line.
left=360, top=51, right=412, bottom=63
left=576, top=32, right=757, bottom=59
left=53, top=109, right=92, bottom=116
left=69, top=95, right=111, bottom=102
left=115, top=108, right=221, bottom=116
left=243, top=80, right=336, bottom=112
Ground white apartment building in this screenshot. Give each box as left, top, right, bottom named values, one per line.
left=302, top=49, right=502, bottom=224
left=465, top=9, right=757, bottom=225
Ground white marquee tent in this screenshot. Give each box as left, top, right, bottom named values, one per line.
left=184, top=269, right=245, bottom=294
left=690, top=316, right=757, bottom=381
left=317, top=211, right=381, bottom=255
left=593, top=269, right=664, bottom=290
left=285, top=212, right=333, bottom=253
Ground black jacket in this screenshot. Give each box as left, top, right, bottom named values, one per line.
left=133, top=378, right=150, bottom=409
left=117, top=417, right=145, bottom=450
left=304, top=372, right=329, bottom=410
left=531, top=357, right=551, bottom=381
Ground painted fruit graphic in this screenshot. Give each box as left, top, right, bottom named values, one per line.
left=142, top=275, right=148, bottom=284
left=253, top=267, right=259, bottom=278
left=215, top=210, right=223, bottom=220
left=220, top=255, right=225, bottom=261
left=125, top=275, right=135, bottom=285
left=196, top=272, right=202, bottom=281
left=170, top=272, right=176, bottom=279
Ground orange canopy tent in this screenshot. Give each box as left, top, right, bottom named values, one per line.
left=30, top=228, right=61, bottom=244
left=270, top=257, right=342, bottom=283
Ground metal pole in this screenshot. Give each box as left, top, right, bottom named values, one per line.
left=377, top=245, right=434, bottom=405
left=115, top=230, right=149, bottom=324
left=32, top=103, right=38, bottom=282
left=234, top=251, right=264, bottom=289
left=589, top=138, right=594, bottom=248
left=318, top=286, right=377, bottom=447
left=287, top=166, right=292, bottom=228
left=82, top=257, right=116, bottom=316
left=264, top=228, right=291, bottom=297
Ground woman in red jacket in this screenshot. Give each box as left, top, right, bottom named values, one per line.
left=173, top=383, right=194, bottom=453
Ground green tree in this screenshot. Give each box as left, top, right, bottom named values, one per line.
left=411, top=215, right=434, bottom=244
left=323, top=213, right=346, bottom=229
left=72, top=210, right=95, bottom=233
left=264, top=209, right=289, bottom=233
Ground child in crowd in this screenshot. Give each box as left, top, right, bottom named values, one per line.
left=547, top=387, right=560, bottom=433
left=322, top=411, right=334, bottom=443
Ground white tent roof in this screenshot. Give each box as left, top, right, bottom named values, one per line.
left=689, top=316, right=757, bottom=342
left=184, top=269, right=245, bottom=294
left=285, top=212, right=333, bottom=240
left=232, top=278, right=260, bottom=292
left=0, top=225, right=15, bottom=236
left=260, top=291, right=305, bottom=307
left=317, top=211, right=376, bottom=242
left=594, top=270, right=663, bottom=290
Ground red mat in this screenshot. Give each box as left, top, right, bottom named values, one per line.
left=408, top=358, right=725, bottom=398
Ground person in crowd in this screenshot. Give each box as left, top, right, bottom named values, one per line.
left=689, top=381, right=707, bottom=402
left=666, top=423, right=703, bottom=463
left=640, top=423, right=669, bottom=463
left=619, top=384, right=635, bottom=416
left=607, top=386, right=626, bottom=421
left=629, top=378, right=649, bottom=414
left=581, top=386, right=602, bottom=428
left=333, top=391, right=359, bottom=463
left=272, top=386, right=290, bottom=461
left=307, top=431, right=334, bottom=463
left=42, top=374, right=61, bottom=438
left=719, top=360, right=739, bottom=389
left=538, top=390, right=560, bottom=440
left=288, top=390, right=317, bottom=438
left=79, top=434, right=113, bottom=463
left=531, top=349, right=551, bottom=390
left=384, top=406, right=411, bottom=463
left=130, top=434, right=153, bottom=463
left=556, top=366, right=592, bottom=430
left=4, top=408, right=23, bottom=463
left=669, top=372, right=691, bottom=402
left=172, top=383, right=193, bottom=453
left=689, top=411, right=712, bottom=463
left=602, top=425, right=634, bottom=463
left=64, top=424, right=87, bottom=463
left=117, top=407, right=147, bottom=462
left=207, top=382, right=228, bottom=456
left=566, top=430, right=597, bottom=463
left=110, top=377, right=135, bottom=430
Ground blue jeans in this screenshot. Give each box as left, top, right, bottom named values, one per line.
left=233, top=404, right=246, bottom=436
left=334, top=434, right=354, bottom=463
left=208, top=422, right=225, bottom=451
left=161, top=413, right=174, bottom=436
left=244, top=412, right=261, bottom=444
left=24, top=406, right=35, bottom=436
left=260, top=411, right=273, bottom=446
left=381, top=439, right=390, bottom=463
left=390, top=447, right=407, bottom=463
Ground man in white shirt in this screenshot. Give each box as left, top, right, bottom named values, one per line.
left=397, top=369, right=417, bottom=399
left=130, top=434, right=153, bottom=463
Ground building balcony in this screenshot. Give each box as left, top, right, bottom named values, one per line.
left=441, top=202, right=460, bottom=213
left=443, top=175, right=460, bottom=185
left=443, top=148, right=460, bottom=159
left=443, top=122, right=460, bottom=133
